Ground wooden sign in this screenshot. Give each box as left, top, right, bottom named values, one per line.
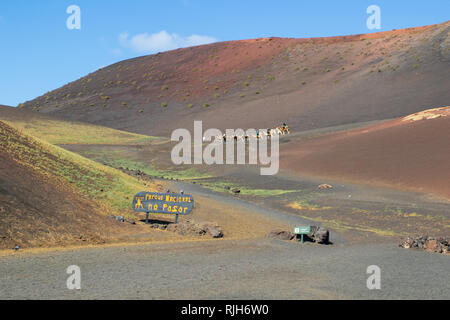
left=132, top=191, right=194, bottom=223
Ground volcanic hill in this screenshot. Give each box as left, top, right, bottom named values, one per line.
left=18, top=21, right=450, bottom=136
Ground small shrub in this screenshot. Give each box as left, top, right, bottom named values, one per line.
left=203, top=103, right=210, bottom=108
left=161, top=102, right=168, bottom=108
left=187, top=103, right=193, bottom=108
left=243, top=82, right=250, bottom=87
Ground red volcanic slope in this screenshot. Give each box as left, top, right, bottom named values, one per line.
left=19, top=21, right=450, bottom=136
left=281, top=107, right=450, bottom=200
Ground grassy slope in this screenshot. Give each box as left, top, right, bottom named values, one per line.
left=0, top=120, right=160, bottom=217
left=18, top=21, right=450, bottom=137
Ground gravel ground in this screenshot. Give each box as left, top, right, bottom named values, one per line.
left=1, top=237, right=448, bottom=300
left=1, top=179, right=448, bottom=300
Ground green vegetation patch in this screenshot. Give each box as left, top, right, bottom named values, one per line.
left=77, top=149, right=213, bottom=181
left=197, top=180, right=300, bottom=197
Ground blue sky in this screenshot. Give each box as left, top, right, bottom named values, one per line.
left=0, top=0, right=448, bottom=106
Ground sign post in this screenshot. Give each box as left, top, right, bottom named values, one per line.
left=132, top=191, right=194, bottom=224
left=294, top=226, right=311, bottom=243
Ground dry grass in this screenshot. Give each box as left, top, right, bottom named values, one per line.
left=2, top=118, right=154, bottom=145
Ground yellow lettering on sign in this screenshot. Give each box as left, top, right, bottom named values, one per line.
left=135, top=198, right=143, bottom=209
left=163, top=204, right=167, bottom=211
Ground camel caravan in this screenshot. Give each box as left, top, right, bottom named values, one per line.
left=218, top=123, right=290, bottom=142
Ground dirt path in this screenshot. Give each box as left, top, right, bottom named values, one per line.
left=1, top=180, right=449, bottom=300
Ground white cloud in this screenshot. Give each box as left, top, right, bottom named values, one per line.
left=119, top=30, right=217, bottom=53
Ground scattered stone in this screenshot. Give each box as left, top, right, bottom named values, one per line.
left=267, top=230, right=294, bottom=241
left=125, top=219, right=136, bottom=225
left=311, top=226, right=330, bottom=244
left=268, top=226, right=331, bottom=244
left=207, top=226, right=223, bottom=238
left=116, top=215, right=125, bottom=222
left=224, top=186, right=231, bottom=190
left=198, top=222, right=224, bottom=238
left=400, top=236, right=449, bottom=254
left=116, top=166, right=153, bottom=182
left=231, top=188, right=241, bottom=194
left=13, top=245, right=20, bottom=251
left=317, top=184, right=333, bottom=190
left=166, top=220, right=223, bottom=238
